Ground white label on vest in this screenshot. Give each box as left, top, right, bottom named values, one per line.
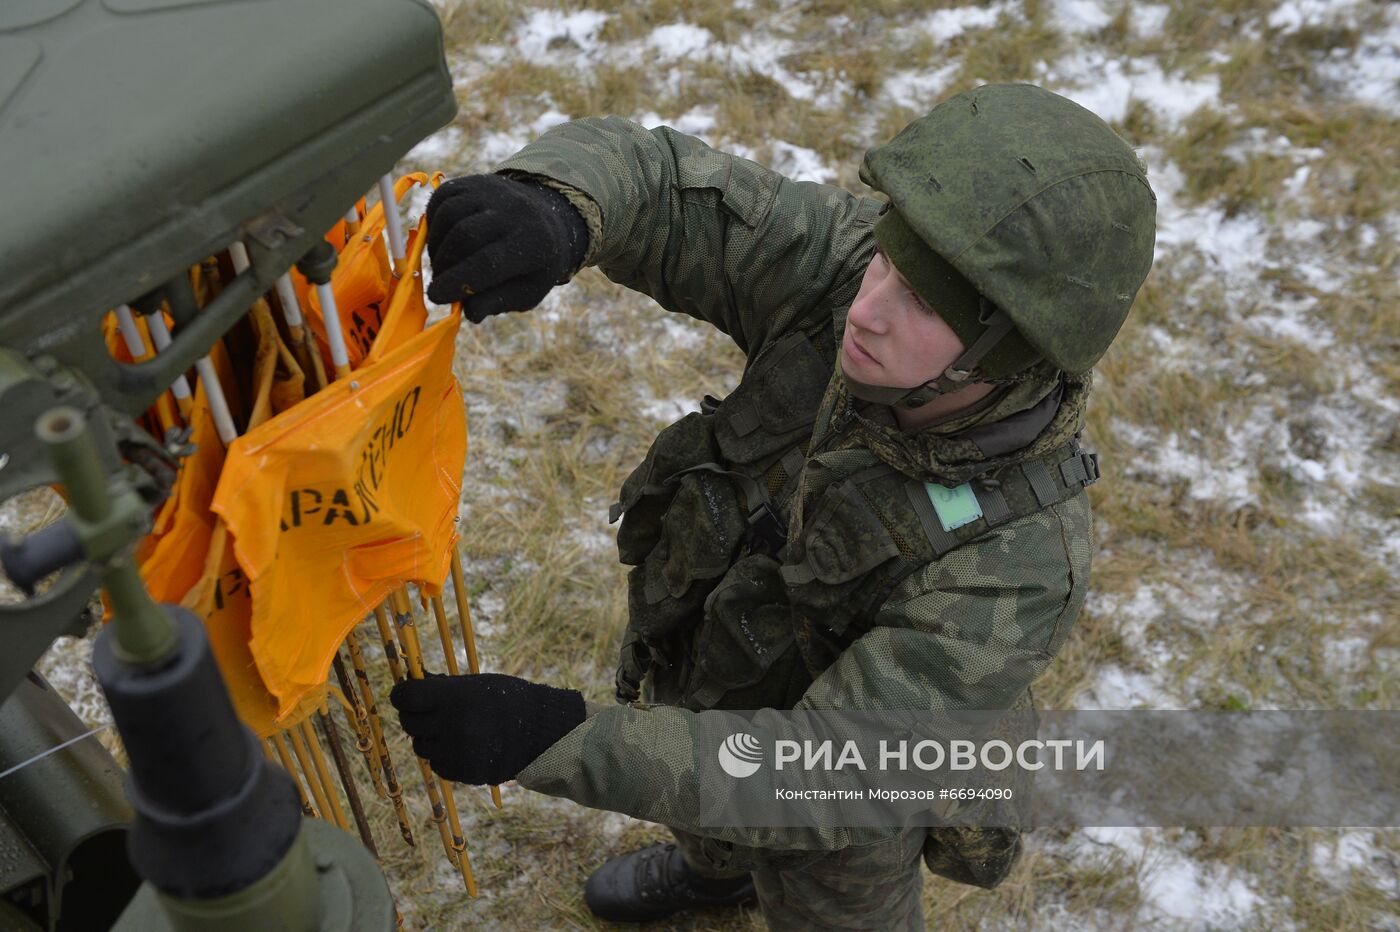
left=925, top=482, right=983, bottom=532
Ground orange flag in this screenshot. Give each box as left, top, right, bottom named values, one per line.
left=212, top=310, right=464, bottom=719
left=296, top=174, right=432, bottom=369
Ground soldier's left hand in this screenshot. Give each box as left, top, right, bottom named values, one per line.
left=389, top=672, right=585, bottom=784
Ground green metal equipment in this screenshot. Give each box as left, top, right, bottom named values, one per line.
left=0, top=0, right=458, bottom=927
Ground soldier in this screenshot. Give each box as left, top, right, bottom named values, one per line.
left=391, top=83, right=1156, bottom=928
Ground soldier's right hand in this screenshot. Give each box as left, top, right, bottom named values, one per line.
left=424, top=173, right=590, bottom=323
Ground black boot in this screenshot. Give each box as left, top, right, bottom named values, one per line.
left=584, top=842, right=756, bottom=922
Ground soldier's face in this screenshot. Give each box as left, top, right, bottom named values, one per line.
left=840, top=249, right=966, bottom=389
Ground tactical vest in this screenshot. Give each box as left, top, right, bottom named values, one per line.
left=609, top=330, right=1100, bottom=713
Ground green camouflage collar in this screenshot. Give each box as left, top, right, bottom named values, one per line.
left=829, top=365, right=1090, bottom=486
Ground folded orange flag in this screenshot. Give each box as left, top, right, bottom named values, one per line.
left=212, top=308, right=464, bottom=720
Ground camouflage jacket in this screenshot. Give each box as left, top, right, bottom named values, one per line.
left=497, top=119, right=1093, bottom=856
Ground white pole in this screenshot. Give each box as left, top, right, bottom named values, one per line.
left=127, top=305, right=193, bottom=402
left=316, top=281, right=351, bottom=377
left=193, top=356, right=239, bottom=445
left=114, top=305, right=148, bottom=359
left=229, top=240, right=252, bottom=275
left=378, top=175, right=407, bottom=271
left=145, top=309, right=233, bottom=443
left=274, top=274, right=305, bottom=327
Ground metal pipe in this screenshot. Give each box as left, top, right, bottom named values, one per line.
left=388, top=589, right=477, bottom=897
left=378, top=175, right=407, bottom=274
left=318, top=704, right=378, bottom=856
left=124, top=305, right=193, bottom=405
left=299, top=719, right=348, bottom=833
left=345, top=629, right=414, bottom=847
left=270, top=733, right=316, bottom=818
left=332, top=653, right=385, bottom=799
left=286, top=726, right=334, bottom=827
left=449, top=556, right=502, bottom=809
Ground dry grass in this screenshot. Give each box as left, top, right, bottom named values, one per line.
left=11, top=0, right=1395, bottom=927
left=376, top=0, right=1400, bottom=925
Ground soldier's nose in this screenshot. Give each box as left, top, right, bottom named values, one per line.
left=848, top=295, right=888, bottom=335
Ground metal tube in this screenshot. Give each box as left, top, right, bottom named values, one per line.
left=37, top=408, right=111, bottom=523
left=299, top=719, right=348, bottom=833
left=286, top=726, right=334, bottom=825
left=378, top=175, right=407, bottom=273
left=318, top=704, right=378, bottom=856
left=332, top=654, right=385, bottom=799
left=389, top=589, right=477, bottom=897
left=37, top=407, right=179, bottom=665
left=345, top=629, right=414, bottom=847
left=274, top=275, right=305, bottom=327
left=192, top=356, right=239, bottom=445
left=228, top=241, right=252, bottom=275
left=138, top=311, right=194, bottom=403
left=115, top=305, right=149, bottom=360
left=270, top=733, right=316, bottom=818
left=343, top=205, right=362, bottom=240
left=448, top=556, right=502, bottom=809
left=314, top=281, right=352, bottom=379
left=271, top=273, right=328, bottom=394
left=428, top=595, right=459, bottom=676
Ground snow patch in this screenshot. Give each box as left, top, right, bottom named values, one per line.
left=1041, top=50, right=1220, bottom=127
left=719, top=35, right=848, bottom=107
left=513, top=9, right=611, bottom=59
left=1078, top=828, right=1264, bottom=924
left=1311, top=831, right=1400, bottom=898
left=1315, top=12, right=1400, bottom=116
left=768, top=141, right=837, bottom=184
left=916, top=3, right=1011, bottom=43
left=405, top=126, right=463, bottom=164
left=1132, top=3, right=1171, bottom=38
left=1267, top=0, right=1364, bottom=34
left=646, top=22, right=714, bottom=59
left=1077, top=664, right=1185, bottom=710
left=1051, top=0, right=1114, bottom=35
left=882, top=62, right=961, bottom=111
left=640, top=396, right=696, bottom=423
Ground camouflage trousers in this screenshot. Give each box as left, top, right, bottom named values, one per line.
left=670, top=827, right=926, bottom=931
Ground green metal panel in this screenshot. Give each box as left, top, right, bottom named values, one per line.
left=0, top=0, right=456, bottom=417
left=0, top=673, right=137, bottom=930
left=114, top=819, right=395, bottom=931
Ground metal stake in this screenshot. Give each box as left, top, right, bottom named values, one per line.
left=332, top=653, right=385, bottom=799
left=270, top=733, right=317, bottom=818
left=449, top=556, right=502, bottom=808
left=378, top=175, right=407, bottom=276
left=385, top=590, right=477, bottom=897
left=317, top=704, right=377, bottom=856
left=346, top=628, right=414, bottom=847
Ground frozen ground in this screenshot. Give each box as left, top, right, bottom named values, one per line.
left=4, top=0, right=1395, bottom=928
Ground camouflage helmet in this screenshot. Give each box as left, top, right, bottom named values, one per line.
left=853, top=83, right=1156, bottom=406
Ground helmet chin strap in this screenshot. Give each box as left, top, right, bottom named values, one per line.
left=841, top=302, right=1020, bottom=410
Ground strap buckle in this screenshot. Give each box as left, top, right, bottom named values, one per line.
left=1057, top=449, right=1101, bottom=489
left=748, top=499, right=789, bottom=552
left=1081, top=452, right=1100, bottom=485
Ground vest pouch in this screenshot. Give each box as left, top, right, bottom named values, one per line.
left=714, top=332, right=830, bottom=467
left=685, top=554, right=809, bottom=710
left=614, top=411, right=721, bottom=566
left=625, top=470, right=747, bottom=643
left=922, top=826, right=1022, bottom=889
left=784, top=478, right=903, bottom=635
left=921, top=690, right=1034, bottom=889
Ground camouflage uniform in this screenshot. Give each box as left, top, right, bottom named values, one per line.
left=497, top=115, right=1101, bottom=929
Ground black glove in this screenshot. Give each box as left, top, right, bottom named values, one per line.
left=424, top=174, right=590, bottom=323
left=389, top=672, right=585, bottom=784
